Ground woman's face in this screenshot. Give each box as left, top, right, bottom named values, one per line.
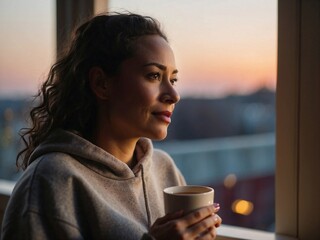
left=105, top=34, right=180, bottom=140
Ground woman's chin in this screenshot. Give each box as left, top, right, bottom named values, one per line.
left=148, top=130, right=168, bottom=141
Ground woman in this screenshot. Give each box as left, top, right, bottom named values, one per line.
left=1, top=12, right=221, bottom=239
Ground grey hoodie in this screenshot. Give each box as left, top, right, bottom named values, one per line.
left=1, top=129, right=186, bottom=239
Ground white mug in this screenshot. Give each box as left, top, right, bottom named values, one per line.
left=163, top=185, right=214, bottom=214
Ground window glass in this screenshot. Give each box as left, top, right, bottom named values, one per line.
left=0, top=0, right=277, bottom=232
left=0, top=0, right=55, bottom=180
left=109, top=0, right=277, bottom=231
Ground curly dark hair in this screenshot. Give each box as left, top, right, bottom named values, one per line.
left=17, top=12, right=167, bottom=170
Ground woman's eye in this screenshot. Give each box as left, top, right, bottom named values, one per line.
left=170, top=78, right=178, bottom=86
left=147, top=72, right=161, bottom=80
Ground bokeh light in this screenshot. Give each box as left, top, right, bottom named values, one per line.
left=232, top=199, right=254, bottom=216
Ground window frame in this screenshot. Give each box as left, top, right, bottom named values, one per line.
left=1, top=0, right=320, bottom=239
left=276, top=0, right=320, bottom=239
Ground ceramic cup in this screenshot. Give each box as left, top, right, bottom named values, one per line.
left=163, top=185, right=214, bottom=214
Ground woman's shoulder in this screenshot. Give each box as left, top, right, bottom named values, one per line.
left=3, top=153, right=87, bottom=236
left=29, top=152, right=82, bottom=177
left=152, top=148, right=175, bottom=163
left=10, top=152, right=88, bottom=211
left=152, top=148, right=181, bottom=173
left=14, top=152, right=82, bottom=194
left=150, top=148, right=186, bottom=185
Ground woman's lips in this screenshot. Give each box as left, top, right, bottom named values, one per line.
left=152, top=111, right=172, bottom=123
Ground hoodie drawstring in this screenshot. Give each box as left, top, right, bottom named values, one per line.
left=141, top=165, right=152, bottom=229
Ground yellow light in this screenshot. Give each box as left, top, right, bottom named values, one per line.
left=232, top=199, right=254, bottom=216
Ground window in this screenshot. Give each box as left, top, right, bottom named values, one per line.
left=0, top=0, right=55, bottom=180
left=1, top=0, right=319, bottom=239
left=109, top=0, right=277, bottom=231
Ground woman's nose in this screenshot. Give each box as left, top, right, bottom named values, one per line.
left=160, top=82, right=180, bottom=104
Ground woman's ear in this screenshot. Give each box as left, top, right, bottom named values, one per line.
left=88, top=67, right=110, bottom=100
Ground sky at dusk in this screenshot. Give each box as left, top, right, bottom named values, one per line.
left=0, top=0, right=277, bottom=98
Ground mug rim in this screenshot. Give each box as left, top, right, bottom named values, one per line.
left=163, top=185, right=214, bottom=196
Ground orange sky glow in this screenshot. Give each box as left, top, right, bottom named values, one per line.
left=0, top=0, right=277, bottom=99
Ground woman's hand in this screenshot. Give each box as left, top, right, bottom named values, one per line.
left=149, top=204, right=222, bottom=240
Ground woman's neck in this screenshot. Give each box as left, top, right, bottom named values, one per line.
left=90, top=130, right=139, bottom=167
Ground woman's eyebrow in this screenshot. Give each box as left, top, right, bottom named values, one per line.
left=142, top=62, right=179, bottom=74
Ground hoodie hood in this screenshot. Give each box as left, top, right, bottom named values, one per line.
left=28, top=129, right=153, bottom=179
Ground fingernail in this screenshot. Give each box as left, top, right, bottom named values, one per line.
left=213, top=203, right=220, bottom=208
